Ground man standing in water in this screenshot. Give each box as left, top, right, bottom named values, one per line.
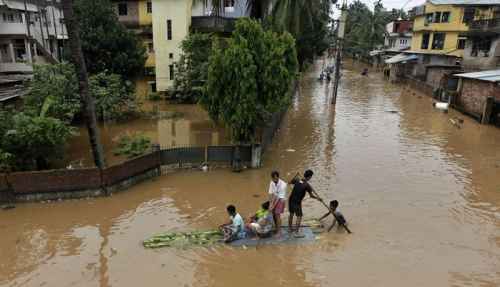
left=268, top=171, right=287, bottom=235
left=288, top=169, right=320, bottom=234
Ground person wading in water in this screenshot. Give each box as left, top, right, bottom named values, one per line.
left=288, top=169, right=321, bottom=234
left=268, top=171, right=287, bottom=235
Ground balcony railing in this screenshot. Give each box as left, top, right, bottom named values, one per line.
left=191, top=16, right=236, bottom=34
left=468, top=18, right=500, bottom=34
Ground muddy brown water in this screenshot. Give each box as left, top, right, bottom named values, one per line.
left=1, top=59, right=499, bottom=286
left=63, top=103, right=229, bottom=167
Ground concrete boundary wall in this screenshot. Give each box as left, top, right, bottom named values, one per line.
left=0, top=145, right=254, bottom=203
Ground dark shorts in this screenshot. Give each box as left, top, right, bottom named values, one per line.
left=288, top=200, right=303, bottom=217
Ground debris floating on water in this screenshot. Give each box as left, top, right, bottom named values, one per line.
left=286, top=149, right=296, bottom=152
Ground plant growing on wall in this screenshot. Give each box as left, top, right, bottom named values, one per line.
left=200, top=18, right=298, bottom=143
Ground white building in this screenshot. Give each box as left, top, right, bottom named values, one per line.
left=384, top=20, right=413, bottom=53
left=0, top=0, right=67, bottom=74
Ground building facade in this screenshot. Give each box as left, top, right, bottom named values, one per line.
left=385, top=20, right=413, bottom=52
left=0, top=0, right=67, bottom=74
left=113, top=0, right=249, bottom=93
left=462, top=6, right=500, bottom=71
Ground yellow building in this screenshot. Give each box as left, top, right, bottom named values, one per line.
left=410, top=1, right=471, bottom=58
left=410, top=1, right=500, bottom=58
left=114, top=0, right=247, bottom=93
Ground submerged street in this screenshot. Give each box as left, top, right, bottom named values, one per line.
left=1, top=60, right=499, bottom=287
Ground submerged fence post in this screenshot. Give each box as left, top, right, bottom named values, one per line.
left=204, top=145, right=208, bottom=163
left=482, top=97, right=494, bottom=125
left=251, top=144, right=262, bottom=168
left=152, top=143, right=161, bottom=176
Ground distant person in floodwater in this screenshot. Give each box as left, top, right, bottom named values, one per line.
left=268, top=171, right=287, bottom=235
left=361, top=68, right=369, bottom=76
left=318, top=200, right=348, bottom=232
left=288, top=170, right=321, bottom=234
left=220, top=205, right=246, bottom=243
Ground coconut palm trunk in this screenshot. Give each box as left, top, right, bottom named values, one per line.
left=61, top=0, right=106, bottom=169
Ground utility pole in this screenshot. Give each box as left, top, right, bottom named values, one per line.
left=331, top=0, right=347, bottom=105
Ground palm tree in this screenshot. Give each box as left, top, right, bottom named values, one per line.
left=61, top=0, right=106, bottom=169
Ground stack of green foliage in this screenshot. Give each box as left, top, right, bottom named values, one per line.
left=200, top=18, right=298, bottom=142
left=113, top=134, right=152, bottom=159
left=143, top=230, right=223, bottom=248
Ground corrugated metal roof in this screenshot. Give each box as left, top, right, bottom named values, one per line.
left=454, top=69, right=500, bottom=82
left=385, top=54, right=418, bottom=64
left=4, top=0, right=38, bottom=12
left=430, top=0, right=500, bottom=5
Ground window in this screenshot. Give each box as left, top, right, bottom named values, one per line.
left=421, top=33, right=430, bottom=49
left=118, top=3, right=128, bottom=16
left=457, top=38, right=466, bottom=50
left=144, top=67, right=155, bottom=76
left=147, top=1, right=152, bottom=13
left=463, top=8, right=475, bottom=23
left=169, top=64, right=174, bottom=80
left=148, top=42, right=154, bottom=53
left=224, top=0, right=235, bottom=7
left=148, top=81, right=157, bottom=93
left=441, top=12, right=450, bottom=23
left=7, top=14, right=14, bottom=22
left=425, top=13, right=433, bottom=25
left=169, top=53, right=173, bottom=59
left=167, top=19, right=172, bottom=40
left=434, top=12, right=442, bottom=23
left=431, top=33, right=445, bottom=50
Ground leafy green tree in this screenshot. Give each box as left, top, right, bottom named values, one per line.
left=89, top=72, right=137, bottom=121
left=344, top=0, right=395, bottom=59
left=24, top=63, right=136, bottom=122
left=270, top=0, right=331, bottom=65
left=24, top=64, right=80, bottom=123
left=74, top=0, right=146, bottom=79
left=201, top=19, right=298, bottom=142
left=0, top=111, right=74, bottom=171
left=174, top=33, right=213, bottom=103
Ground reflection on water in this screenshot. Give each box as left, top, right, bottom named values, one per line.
left=1, top=59, right=499, bottom=287
left=64, top=104, right=229, bottom=167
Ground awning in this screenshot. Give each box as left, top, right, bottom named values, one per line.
left=4, top=0, right=38, bottom=12
left=385, top=53, right=418, bottom=64
left=454, top=69, right=500, bottom=83
left=369, top=50, right=383, bottom=56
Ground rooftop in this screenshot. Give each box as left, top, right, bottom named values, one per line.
left=454, top=69, right=500, bottom=82
left=429, top=0, right=500, bottom=5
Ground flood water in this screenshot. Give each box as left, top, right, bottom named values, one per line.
left=64, top=103, right=229, bottom=167
left=1, top=59, right=499, bottom=286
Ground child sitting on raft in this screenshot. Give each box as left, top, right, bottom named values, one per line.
left=219, top=205, right=246, bottom=243
left=247, top=201, right=274, bottom=238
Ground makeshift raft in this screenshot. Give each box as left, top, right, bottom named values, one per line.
left=229, top=227, right=317, bottom=247
left=143, top=221, right=323, bottom=249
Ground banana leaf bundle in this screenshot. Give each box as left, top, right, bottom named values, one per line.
left=143, top=230, right=223, bottom=249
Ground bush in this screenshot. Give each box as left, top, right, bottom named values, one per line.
left=113, top=133, right=152, bottom=158
left=200, top=19, right=298, bottom=142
